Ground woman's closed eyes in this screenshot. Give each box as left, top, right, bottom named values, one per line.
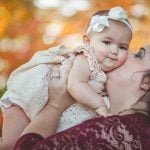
left=134, top=47, right=145, bottom=59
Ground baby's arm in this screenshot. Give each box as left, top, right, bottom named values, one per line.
left=68, top=54, right=108, bottom=116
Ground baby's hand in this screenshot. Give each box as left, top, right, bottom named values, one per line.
left=95, top=105, right=109, bottom=117
left=101, top=92, right=108, bottom=97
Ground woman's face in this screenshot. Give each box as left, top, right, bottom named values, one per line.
left=106, top=44, right=150, bottom=113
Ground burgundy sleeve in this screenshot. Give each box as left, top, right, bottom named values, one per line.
left=14, top=114, right=150, bottom=150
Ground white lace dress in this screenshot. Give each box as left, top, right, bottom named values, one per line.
left=0, top=45, right=109, bottom=132
left=57, top=45, right=109, bottom=131
left=0, top=45, right=70, bottom=119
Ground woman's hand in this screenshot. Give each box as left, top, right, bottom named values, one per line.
left=21, top=55, right=75, bottom=137
left=48, top=55, right=75, bottom=113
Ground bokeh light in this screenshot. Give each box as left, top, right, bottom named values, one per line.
left=1, top=0, right=150, bottom=89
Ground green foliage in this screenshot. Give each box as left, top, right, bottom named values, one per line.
left=0, top=86, right=7, bottom=98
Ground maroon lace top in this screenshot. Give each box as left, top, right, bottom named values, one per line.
left=14, top=114, right=150, bottom=150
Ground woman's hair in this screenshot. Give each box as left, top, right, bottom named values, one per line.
left=131, top=70, right=150, bottom=116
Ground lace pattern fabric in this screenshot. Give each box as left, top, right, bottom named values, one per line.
left=74, top=45, right=107, bottom=93
left=0, top=45, right=68, bottom=120
left=0, top=45, right=109, bottom=126
left=57, top=45, right=108, bottom=131
left=57, top=102, right=97, bottom=132
left=14, top=114, right=150, bottom=150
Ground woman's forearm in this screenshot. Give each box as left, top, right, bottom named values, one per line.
left=21, top=104, right=62, bottom=138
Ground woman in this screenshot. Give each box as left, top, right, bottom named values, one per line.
left=14, top=44, right=150, bottom=150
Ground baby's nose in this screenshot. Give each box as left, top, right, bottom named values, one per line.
left=110, top=46, right=119, bottom=55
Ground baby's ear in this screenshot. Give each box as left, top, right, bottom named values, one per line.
left=83, top=35, right=90, bottom=45
left=140, top=77, right=150, bottom=91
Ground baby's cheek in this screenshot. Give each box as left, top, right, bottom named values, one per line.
left=118, top=54, right=128, bottom=66
left=115, top=60, right=125, bottom=68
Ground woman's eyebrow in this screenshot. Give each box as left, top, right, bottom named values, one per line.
left=139, top=47, right=146, bottom=53
left=139, top=47, right=146, bottom=55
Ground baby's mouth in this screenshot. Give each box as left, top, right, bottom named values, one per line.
left=107, top=54, right=118, bottom=61
left=108, top=56, right=118, bottom=61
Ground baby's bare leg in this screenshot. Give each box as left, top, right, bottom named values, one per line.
left=0, top=106, right=30, bottom=150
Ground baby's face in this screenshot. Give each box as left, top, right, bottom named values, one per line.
left=88, top=20, right=132, bottom=72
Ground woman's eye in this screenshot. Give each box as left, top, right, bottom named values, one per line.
left=134, top=48, right=145, bottom=59
left=134, top=52, right=142, bottom=59
left=134, top=53, right=141, bottom=58
left=103, top=41, right=111, bottom=45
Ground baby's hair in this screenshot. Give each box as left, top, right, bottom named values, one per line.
left=92, top=10, right=109, bottom=16
left=86, top=9, right=132, bottom=34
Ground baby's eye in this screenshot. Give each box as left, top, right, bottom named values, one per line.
left=102, top=41, right=111, bottom=45
left=119, top=46, right=128, bottom=51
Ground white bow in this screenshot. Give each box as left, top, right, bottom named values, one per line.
left=87, top=6, right=132, bottom=34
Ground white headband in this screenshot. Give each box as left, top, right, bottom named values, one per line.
left=87, top=6, right=132, bottom=34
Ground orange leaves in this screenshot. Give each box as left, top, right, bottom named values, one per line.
left=0, top=6, right=11, bottom=37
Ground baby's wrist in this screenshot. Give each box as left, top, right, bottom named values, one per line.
left=94, top=105, right=109, bottom=116
left=95, top=105, right=107, bottom=111
left=47, top=102, right=63, bottom=114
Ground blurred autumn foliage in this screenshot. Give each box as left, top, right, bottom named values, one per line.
left=0, top=0, right=150, bottom=128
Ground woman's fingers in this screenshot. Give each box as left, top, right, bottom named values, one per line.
left=60, top=54, right=75, bottom=81
left=49, top=65, right=61, bottom=81
left=48, top=66, right=62, bottom=91
left=47, top=55, right=75, bottom=111
left=49, top=54, right=75, bottom=82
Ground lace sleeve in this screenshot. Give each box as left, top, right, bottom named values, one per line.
left=14, top=114, right=150, bottom=150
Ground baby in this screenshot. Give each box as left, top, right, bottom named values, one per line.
left=57, top=6, right=133, bottom=130
left=0, top=6, right=132, bottom=149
